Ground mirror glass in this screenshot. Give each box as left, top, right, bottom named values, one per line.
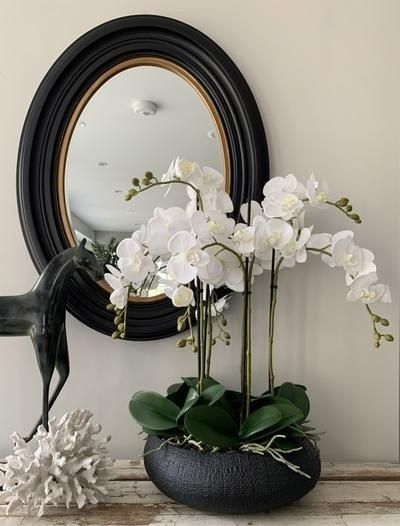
left=62, top=60, right=228, bottom=299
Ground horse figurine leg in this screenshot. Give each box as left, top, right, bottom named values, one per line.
left=25, top=325, right=70, bottom=441
left=25, top=332, right=57, bottom=441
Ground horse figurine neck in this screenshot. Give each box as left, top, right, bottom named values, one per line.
left=0, top=240, right=103, bottom=440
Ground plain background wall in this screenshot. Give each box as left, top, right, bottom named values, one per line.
left=0, top=0, right=398, bottom=461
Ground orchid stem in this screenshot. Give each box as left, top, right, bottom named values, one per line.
left=267, top=254, right=284, bottom=395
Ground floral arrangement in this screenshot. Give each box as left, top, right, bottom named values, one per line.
left=105, top=158, right=393, bottom=475
left=0, top=410, right=112, bottom=516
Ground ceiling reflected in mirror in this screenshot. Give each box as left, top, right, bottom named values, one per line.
left=60, top=58, right=229, bottom=299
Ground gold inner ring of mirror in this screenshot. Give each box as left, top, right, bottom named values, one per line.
left=57, top=56, right=231, bottom=303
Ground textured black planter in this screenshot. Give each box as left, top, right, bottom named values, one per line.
left=144, top=435, right=321, bottom=514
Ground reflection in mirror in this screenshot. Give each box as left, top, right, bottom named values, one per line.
left=63, top=62, right=227, bottom=299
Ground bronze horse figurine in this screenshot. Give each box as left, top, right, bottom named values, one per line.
left=0, top=240, right=103, bottom=441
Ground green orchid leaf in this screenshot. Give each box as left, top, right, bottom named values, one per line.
left=266, top=400, right=304, bottom=433
left=185, top=406, right=239, bottom=448
left=129, top=391, right=180, bottom=431
left=278, top=382, right=310, bottom=419
left=166, top=382, right=190, bottom=407
left=176, top=388, right=199, bottom=422
left=167, top=383, right=182, bottom=395
left=239, top=405, right=282, bottom=439
left=198, top=383, right=226, bottom=406
left=182, top=376, right=218, bottom=390
left=142, top=426, right=183, bottom=437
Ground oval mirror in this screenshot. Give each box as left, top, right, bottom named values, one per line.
left=17, top=15, right=268, bottom=340
left=60, top=59, right=229, bottom=300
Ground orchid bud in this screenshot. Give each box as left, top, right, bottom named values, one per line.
left=221, top=319, right=227, bottom=326
left=118, top=323, right=125, bottom=331
left=346, top=205, right=353, bottom=212
left=112, top=331, right=120, bottom=339
left=114, top=316, right=122, bottom=325
left=120, top=332, right=126, bottom=339
left=144, top=171, right=153, bottom=179
left=380, top=318, right=389, bottom=326
left=177, top=339, right=187, bottom=348
left=385, top=334, right=394, bottom=342
left=374, top=341, right=380, bottom=348
left=142, top=179, right=150, bottom=186
left=225, top=341, right=230, bottom=346
left=372, top=315, right=381, bottom=323
left=132, top=177, right=140, bottom=186
left=373, top=332, right=380, bottom=341
left=336, top=197, right=349, bottom=207
left=106, top=303, right=115, bottom=312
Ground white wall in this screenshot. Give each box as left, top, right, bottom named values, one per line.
left=0, top=0, right=398, bottom=461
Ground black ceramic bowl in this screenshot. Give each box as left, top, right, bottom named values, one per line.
left=144, top=435, right=321, bottom=514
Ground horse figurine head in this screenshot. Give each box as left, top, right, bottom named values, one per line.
left=73, top=239, right=104, bottom=282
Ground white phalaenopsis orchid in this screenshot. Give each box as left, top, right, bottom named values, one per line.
left=104, top=265, right=129, bottom=309
left=107, top=160, right=393, bottom=353
left=171, top=285, right=195, bottom=307
left=117, top=238, right=155, bottom=286
left=167, top=231, right=209, bottom=284
left=191, top=210, right=235, bottom=243
left=146, top=207, right=191, bottom=256
left=279, top=227, right=312, bottom=266
left=232, top=224, right=256, bottom=255
left=306, top=173, right=329, bottom=208
left=321, top=231, right=376, bottom=283
left=346, top=272, right=391, bottom=304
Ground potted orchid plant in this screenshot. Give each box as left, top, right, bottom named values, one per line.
left=105, top=159, right=393, bottom=513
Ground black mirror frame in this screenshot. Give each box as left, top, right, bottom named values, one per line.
left=17, top=15, right=269, bottom=340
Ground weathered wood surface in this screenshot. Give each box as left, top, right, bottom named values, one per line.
left=1, top=460, right=400, bottom=525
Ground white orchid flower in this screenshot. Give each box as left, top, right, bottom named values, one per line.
left=175, top=158, right=198, bottom=180
left=346, top=272, right=391, bottom=304
left=262, top=174, right=305, bottom=220
left=342, top=246, right=376, bottom=284
left=186, top=187, right=233, bottom=217
left=254, top=215, right=294, bottom=251
left=306, top=173, right=329, bottom=208
left=167, top=231, right=209, bottom=284
left=210, top=294, right=232, bottom=316
left=232, top=224, right=255, bottom=255
left=252, top=216, right=293, bottom=268
left=171, top=285, right=195, bottom=307
left=160, top=159, right=176, bottom=183
left=307, top=233, right=332, bottom=252
left=262, top=191, right=303, bottom=221
left=158, top=275, right=179, bottom=298
left=240, top=201, right=263, bottom=224
left=263, top=173, right=307, bottom=199
left=191, top=210, right=235, bottom=243
left=131, top=224, right=147, bottom=244
left=197, top=252, right=225, bottom=286
left=147, top=207, right=191, bottom=256
left=117, top=238, right=155, bottom=286
left=279, top=227, right=312, bottom=266
left=104, top=265, right=129, bottom=309
left=321, top=231, right=353, bottom=267
left=321, top=231, right=376, bottom=283
left=192, top=166, right=225, bottom=195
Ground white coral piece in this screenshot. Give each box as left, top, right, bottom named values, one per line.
left=0, top=409, right=113, bottom=516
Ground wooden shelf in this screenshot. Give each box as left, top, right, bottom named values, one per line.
left=2, top=460, right=400, bottom=524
